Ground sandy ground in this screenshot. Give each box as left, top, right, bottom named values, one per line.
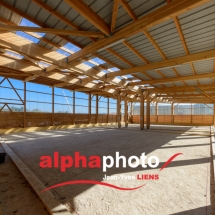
left=0, top=145, right=49, bottom=215
left=1, top=125, right=212, bottom=215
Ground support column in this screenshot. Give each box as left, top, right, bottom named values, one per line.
left=96, top=94, right=98, bottom=124
left=191, top=103, right=193, bottom=124
left=124, top=95, right=128, bottom=127
left=171, top=103, right=174, bottom=123
left=140, top=92, right=144, bottom=130
left=214, top=102, right=215, bottom=126
left=52, top=87, right=54, bottom=126
left=73, top=91, right=75, bottom=125
left=23, top=82, right=26, bottom=128
left=117, top=92, right=121, bottom=128
left=146, top=93, right=150, bottom=129
left=107, top=97, right=109, bottom=123
left=155, top=102, right=158, bottom=123
left=88, top=93, right=91, bottom=124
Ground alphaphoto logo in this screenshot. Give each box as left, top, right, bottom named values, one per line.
left=39, top=151, right=182, bottom=192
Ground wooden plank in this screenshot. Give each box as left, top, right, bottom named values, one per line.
left=119, top=0, right=137, bottom=20
left=111, top=0, right=119, bottom=33
left=123, top=41, right=149, bottom=64
left=143, top=29, right=166, bottom=60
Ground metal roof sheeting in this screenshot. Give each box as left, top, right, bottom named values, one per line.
left=193, top=59, right=214, bottom=74
left=179, top=1, right=215, bottom=54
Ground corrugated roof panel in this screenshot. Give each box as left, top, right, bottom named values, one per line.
left=148, top=20, right=186, bottom=59
left=97, top=50, right=130, bottom=69
left=110, top=43, right=145, bottom=66
left=159, top=68, right=178, bottom=78
left=130, top=0, right=165, bottom=18
left=162, top=83, right=172, bottom=87
left=184, top=80, right=197, bottom=86
left=172, top=82, right=184, bottom=87
left=175, top=64, right=194, bottom=76
left=179, top=2, right=215, bottom=54
left=193, top=59, right=214, bottom=74
left=145, top=70, right=162, bottom=79
left=178, top=0, right=215, bottom=20
left=133, top=73, right=151, bottom=81
left=198, top=78, right=213, bottom=85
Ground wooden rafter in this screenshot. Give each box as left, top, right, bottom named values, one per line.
left=119, top=0, right=137, bottom=20
left=66, top=0, right=210, bottom=62
left=106, top=49, right=215, bottom=77
left=32, top=0, right=79, bottom=30
left=106, top=48, right=134, bottom=67
left=0, top=25, right=105, bottom=38
left=122, top=41, right=148, bottom=64
left=63, top=0, right=110, bottom=35
left=142, top=29, right=166, bottom=60
left=128, top=72, right=215, bottom=86
left=111, top=0, right=119, bottom=33
left=149, top=84, right=215, bottom=93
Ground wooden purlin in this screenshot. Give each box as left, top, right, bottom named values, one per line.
left=111, top=0, right=119, bottom=33
left=66, top=0, right=210, bottom=62
left=128, top=72, right=215, bottom=86
left=107, top=49, right=215, bottom=78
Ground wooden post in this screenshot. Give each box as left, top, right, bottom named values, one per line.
left=107, top=97, right=109, bottom=123
left=191, top=103, right=192, bottom=124
left=23, top=81, right=26, bottom=128
left=155, top=102, right=158, bottom=123
left=96, top=94, right=98, bottom=124
left=52, top=87, right=54, bottom=126
left=88, top=93, right=91, bottom=124
left=214, top=102, right=215, bottom=126
left=146, top=94, right=150, bottom=129
left=124, top=95, right=128, bottom=127
left=73, top=90, right=75, bottom=125
left=171, top=103, right=174, bottom=123
left=140, top=92, right=144, bottom=130
left=117, top=92, right=121, bottom=128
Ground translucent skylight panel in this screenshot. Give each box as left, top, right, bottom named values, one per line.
left=64, top=43, right=81, bottom=53
left=19, top=18, right=45, bottom=37
left=56, top=49, right=70, bottom=57
left=90, top=57, right=105, bottom=65
left=38, top=62, right=51, bottom=67
left=108, top=67, right=119, bottom=72
left=16, top=31, right=40, bottom=43
left=6, top=51, right=24, bottom=59
left=83, top=61, right=95, bottom=68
